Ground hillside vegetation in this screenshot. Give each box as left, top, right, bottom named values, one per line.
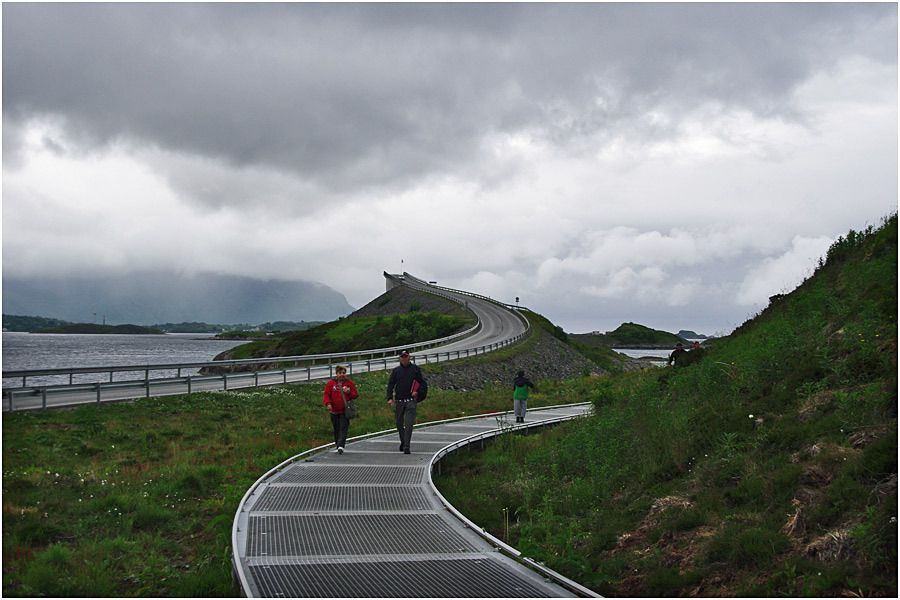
left=435, top=214, right=897, bottom=596
left=213, top=286, right=476, bottom=362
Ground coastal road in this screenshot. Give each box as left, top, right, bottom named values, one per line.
left=3, top=275, right=529, bottom=411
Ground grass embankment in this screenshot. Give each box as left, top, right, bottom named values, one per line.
left=221, top=311, right=475, bottom=361
left=435, top=215, right=897, bottom=596
left=2, top=367, right=584, bottom=597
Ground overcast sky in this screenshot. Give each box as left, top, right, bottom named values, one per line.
left=3, top=3, right=897, bottom=334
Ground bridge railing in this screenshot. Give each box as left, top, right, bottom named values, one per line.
left=2, top=319, right=481, bottom=386
left=3, top=332, right=530, bottom=411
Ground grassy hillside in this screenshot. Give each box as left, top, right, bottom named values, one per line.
left=214, top=285, right=477, bottom=362
left=220, top=312, right=474, bottom=361
left=435, top=214, right=897, bottom=596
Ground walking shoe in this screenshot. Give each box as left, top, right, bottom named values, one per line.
left=399, top=444, right=405, bottom=452
left=403, top=448, right=411, bottom=454
left=337, top=447, right=344, bottom=454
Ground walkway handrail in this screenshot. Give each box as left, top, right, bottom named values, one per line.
left=232, top=402, right=599, bottom=598
left=426, top=403, right=601, bottom=598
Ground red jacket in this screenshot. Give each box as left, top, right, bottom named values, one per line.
left=323, top=378, right=359, bottom=414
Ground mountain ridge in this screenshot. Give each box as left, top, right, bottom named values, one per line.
left=2, top=271, right=354, bottom=325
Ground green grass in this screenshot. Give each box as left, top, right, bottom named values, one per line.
left=2, top=364, right=575, bottom=597
left=220, top=311, right=476, bottom=361
left=434, top=214, right=897, bottom=596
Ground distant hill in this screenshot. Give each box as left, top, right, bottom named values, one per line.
left=2, top=271, right=354, bottom=325
left=3, top=314, right=73, bottom=332
left=572, top=322, right=685, bottom=348
left=677, top=329, right=709, bottom=339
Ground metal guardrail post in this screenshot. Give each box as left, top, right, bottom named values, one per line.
left=224, top=375, right=228, bottom=391
left=283, top=370, right=287, bottom=384
left=307, top=367, right=311, bottom=382
left=96, top=383, right=101, bottom=403
left=69, top=374, right=73, bottom=385
left=42, top=388, right=47, bottom=409
left=254, top=372, right=259, bottom=388
left=145, top=379, right=150, bottom=398
left=187, top=376, right=192, bottom=395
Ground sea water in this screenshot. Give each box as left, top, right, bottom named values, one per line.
left=2, top=332, right=246, bottom=387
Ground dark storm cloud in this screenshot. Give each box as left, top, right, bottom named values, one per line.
left=3, top=3, right=895, bottom=204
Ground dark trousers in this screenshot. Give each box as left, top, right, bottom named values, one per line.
left=330, top=412, right=349, bottom=448
left=394, top=399, right=417, bottom=450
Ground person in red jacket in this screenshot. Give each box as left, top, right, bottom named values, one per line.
left=323, top=365, right=358, bottom=454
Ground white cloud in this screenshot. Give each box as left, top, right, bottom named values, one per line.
left=737, top=236, right=834, bottom=306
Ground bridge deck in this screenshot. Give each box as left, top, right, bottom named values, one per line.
left=233, top=404, right=596, bottom=598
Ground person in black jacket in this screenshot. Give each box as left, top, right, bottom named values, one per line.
left=668, top=342, right=686, bottom=366
left=386, top=349, right=425, bottom=454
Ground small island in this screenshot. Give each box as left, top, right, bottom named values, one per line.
left=572, top=321, right=686, bottom=348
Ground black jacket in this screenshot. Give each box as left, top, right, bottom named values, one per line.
left=513, top=375, right=535, bottom=390
left=387, top=363, right=424, bottom=400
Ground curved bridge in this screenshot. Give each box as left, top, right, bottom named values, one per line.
left=3, top=273, right=529, bottom=410
left=232, top=404, right=600, bottom=597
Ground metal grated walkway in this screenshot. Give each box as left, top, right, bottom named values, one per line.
left=233, top=404, right=599, bottom=598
